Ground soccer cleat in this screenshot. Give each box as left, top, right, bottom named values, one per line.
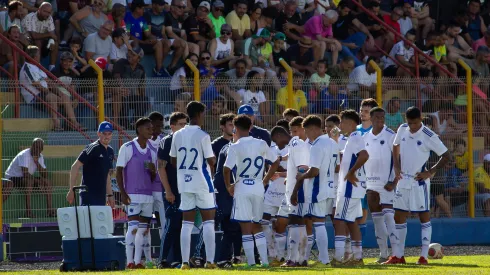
left=126, top=263, right=136, bottom=269
left=281, top=260, right=298, bottom=267
left=190, top=256, right=204, bottom=268
left=244, top=264, right=258, bottom=269
left=204, top=262, right=217, bottom=269
left=300, top=260, right=308, bottom=267
left=375, top=257, right=389, bottom=264
left=145, top=261, right=155, bottom=269
left=134, top=263, right=145, bottom=269
left=232, top=257, right=242, bottom=264
left=170, top=262, right=181, bottom=268
left=344, top=258, right=364, bottom=267
left=261, top=263, right=270, bottom=268
left=270, top=259, right=283, bottom=267
left=382, top=256, right=402, bottom=265
left=330, top=258, right=344, bottom=267
left=416, top=256, right=429, bottom=265
left=181, top=263, right=191, bottom=270
left=217, top=261, right=233, bottom=268
left=344, top=252, right=354, bottom=262
left=157, top=261, right=171, bottom=269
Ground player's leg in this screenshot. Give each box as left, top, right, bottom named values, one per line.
left=333, top=197, right=348, bottom=264
left=134, top=203, right=153, bottom=268
left=180, top=193, right=197, bottom=269
left=261, top=211, right=275, bottom=260
left=415, top=183, right=431, bottom=264
left=387, top=188, right=410, bottom=264
left=379, top=187, right=399, bottom=260
left=125, top=203, right=142, bottom=268
left=232, top=193, right=257, bottom=266
left=348, top=199, right=364, bottom=265
left=198, top=192, right=217, bottom=267
left=284, top=214, right=302, bottom=266
left=251, top=195, right=269, bottom=266
left=274, top=212, right=289, bottom=263
left=367, top=190, right=389, bottom=262
left=358, top=194, right=368, bottom=239
left=311, top=200, right=330, bottom=265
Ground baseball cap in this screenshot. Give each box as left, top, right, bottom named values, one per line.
left=152, top=0, right=166, bottom=5
left=60, top=51, right=74, bottom=60
left=484, top=154, right=490, bottom=162
left=131, top=43, right=145, bottom=58
left=252, top=28, right=271, bottom=39
left=131, top=0, right=146, bottom=8
left=273, top=32, right=286, bottom=41
left=199, top=1, right=210, bottom=10
left=98, top=121, right=113, bottom=133
left=238, top=104, right=254, bottom=115
left=212, top=0, right=224, bottom=8
left=95, top=57, right=107, bottom=70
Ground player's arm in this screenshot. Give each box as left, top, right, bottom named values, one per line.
left=106, top=173, right=115, bottom=208
left=158, top=138, right=175, bottom=203
left=169, top=133, right=178, bottom=168
left=416, top=136, right=451, bottom=180
left=203, top=135, right=216, bottom=175
left=344, top=148, right=369, bottom=186
left=67, top=160, right=84, bottom=204
left=263, top=158, right=280, bottom=186
left=223, top=147, right=237, bottom=196
left=115, top=146, right=131, bottom=205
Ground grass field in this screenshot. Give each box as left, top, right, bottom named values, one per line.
left=3, top=255, right=490, bottom=275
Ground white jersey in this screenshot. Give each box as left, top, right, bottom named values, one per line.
left=363, top=126, right=396, bottom=189
left=224, top=136, right=277, bottom=197
left=338, top=134, right=348, bottom=152
left=264, top=145, right=288, bottom=206
left=338, top=131, right=367, bottom=199
left=285, top=136, right=310, bottom=203
left=333, top=134, right=347, bottom=193
left=304, top=135, right=339, bottom=203
left=393, top=123, right=448, bottom=190
left=170, top=125, right=215, bottom=194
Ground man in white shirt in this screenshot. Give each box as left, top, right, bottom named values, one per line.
left=384, top=107, right=450, bottom=265
left=224, top=114, right=279, bottom=267
left=398, top=2, right=413, bottom=36
left=348, top=57, right=377, bottom=99
left=116, top=117, right=157, bottom=269
left=383, top=29, right=417, bottom=77
left=333, top=109, right=369, bottom=267
left=4, top=138, right=53, bottom=218
left=296, top=115, right=339, bottom=266
left=363, top=107, right=398, bottom=264
left=170, top=101, right=217, bottom=270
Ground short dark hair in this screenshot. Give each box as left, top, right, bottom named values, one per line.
left=405, top=28, right=416, bottom=37
left=302, top=115, right=322, bottom=128
left=283, top=108, right=300, bottom=118
left=406, top=106, right=422, bottom=119
left=271, top=125, right=289, bottom=137
left=469, top=0, right=481, bottom=5
left=342, top=56, right=355, bottom=64
left=8, top=1, right=22, bottom=13
left=245, top=70, right=260, bottom=90
left=317, top=59, right=328, bottom=67
left=325, top=114, right=340, bottom=125
left=148, top=111, right=164, bottom=122
left=200, top=50, right=211, bottom=58
left=338, top=0, right=349, bottom=9
left=262, top=7, right=278, bottom=18
left=361, top=98, right=379, bottom=109
left=186, top=101, right=206, bottom=120
left=70, top=36, right=82, bottom=46
left=289, top=116, right=304, bottom=127
left=340, top=109, right=361, bottom=124
left=370, top=107, right=386, bottom=116
left=236, top=59, right=247, bottom=67
left=233, top=114, right=252, bottom=131
left=365, top=56, right=376, bottom=66
left=169, top=112, right=188, bottom=125
left=276, top=119, right=290, bottom=131
left=236, top=0, right=248, bottom=7
left=219, top=113, right=236, bottom=126
left=135, top=117, right=152, bottom=135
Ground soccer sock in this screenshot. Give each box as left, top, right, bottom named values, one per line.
left=143, top=228, right=152, bottom=263
left=159, top=209, right=166, bottom=240
left=395, top=223, right=407, bottom=258
left=254, top=232, right=269, bottom=265
left=275, top=232, right=287, bottom=260
left=304, top=235, right=314, bottom=262
left=134, top=225, right=147, bottom=264
left=345, top=235, right=353, bottom=254
left=372, top=212, right=389, bottom=258
left=359, top=223, right=367, bottom=243
left=180, top=221, right=194, bottom=264
left=298, top=225, right=307, bottom=262
left=313, top=222, right=329, bottom=264
left=242, top=235, right=256, bottom=265
left=383, top=208, right=399, bottom=257
left=287, top=225, right=300, bottom=262
left=421, top=222, right=432, bottom=259
left=125, top=221, right=139, bottom=264
left=334, top=235, right=346, bottom=261
left=261, top=220, right=275, bottom=259
left=352, top=240, right=363, bottom=260
left=202, top=220, right=216, bottom=263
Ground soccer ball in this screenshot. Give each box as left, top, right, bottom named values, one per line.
left=428, top=243, right=444, bottom=259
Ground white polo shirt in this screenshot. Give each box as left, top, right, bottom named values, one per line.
left=338, top=131, right=367, bottom=199
left=363, top=126, right=396, bottom=189
left=5, top=148, right=46, bottom=178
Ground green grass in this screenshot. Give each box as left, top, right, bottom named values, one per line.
left=4, top=255, right=490, bottom=275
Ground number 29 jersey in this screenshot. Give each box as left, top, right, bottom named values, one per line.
left=224, top=136, right=277, bottom=197
left=170, top=125, right=215, bottom=194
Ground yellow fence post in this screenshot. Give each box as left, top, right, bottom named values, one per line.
left=279, top=58, right=293, bottom=108
left=88, top=60, right=105, bottom=124
left=185, top=59, right=200, bottom=102
left=458, top=59, right=475, bottom=218
left=368, top=60, right=382, bottom=105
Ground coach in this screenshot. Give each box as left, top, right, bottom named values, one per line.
left=237, top=104, right=271, bottom=146
left=66, top=121, right=115, bottom=207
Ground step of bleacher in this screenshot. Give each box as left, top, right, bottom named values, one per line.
left=20, top=145, right=86, bottom=158
left=3, top=118, right=52, bottom=132
left=50, top=170, right=81, bottom=187
left=0, top=92, right=15, bottom=103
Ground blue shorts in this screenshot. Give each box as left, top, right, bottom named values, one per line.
left=361, top=194, right=368, bottom=210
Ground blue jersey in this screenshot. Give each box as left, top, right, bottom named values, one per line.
left=213, top=143, right=235, bottom=215
left=250, top=125, right=271, bottom=146
left=356, top=124, right=372, bottom=136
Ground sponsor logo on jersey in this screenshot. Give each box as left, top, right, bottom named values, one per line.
left=185, top=174, right=193, bottom=182
left=243, top=179, right=255, bottom=185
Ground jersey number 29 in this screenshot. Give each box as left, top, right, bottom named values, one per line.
left=239, top=156, right=264, bottom=178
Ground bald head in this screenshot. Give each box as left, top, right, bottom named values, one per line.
left=37, top=2, right=52, bottom=20
left=31, top=138, right=44, bottom=156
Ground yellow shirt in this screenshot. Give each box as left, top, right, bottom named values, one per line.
left=259, top=42, right=273, bottom=60
left=276, top=87, right=307, bottom=113
left=455, top=151, right=468, bottom=170
left=225, top=11, right=250, bottom=36
left=434, top=45, right=446, bottom=62
left=474, top=166, right=490, bottom=189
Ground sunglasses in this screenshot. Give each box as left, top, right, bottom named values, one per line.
left=215, top=8, right=223, bottom=12
left=201, top=56, right=211, bottom=60
left=221, top=31, right=231, bottom=35
left=174, top=5, right=185, bottom=9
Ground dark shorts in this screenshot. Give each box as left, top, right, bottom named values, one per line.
left=140, top=43, right=155, bottom=55
left=6, top=176, right=42, bottom=187
left=430, top=183, right=445, bottom=197
left=383, top=65, right=398, bottom=77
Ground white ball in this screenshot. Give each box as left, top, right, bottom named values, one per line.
left=428, top=243, right=444, bottom=259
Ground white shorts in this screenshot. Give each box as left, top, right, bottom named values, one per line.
left=394, top=184, right=430, bottom=213
left=287, top=202, right=310, bottom=217
left=334, top=197, right=362, bottom=223
left=179, top=192, right=216, bottom=212
left=367, top=186, right=395, bottom=206
left=152, top=191, right=164, bottom=212
left=305, top=199, right=334, bottom=218
left=277, top=198, right=290, bottom=218
left=127, top=202, right=153, bottom=218
left=263, top=204, right=280, bottom=216
left=231, top=193, right=264, bottom=223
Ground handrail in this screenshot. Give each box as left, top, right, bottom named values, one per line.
left=369, top=60, right=382, bottom=106
left=458, top=59, right=475, bottom=218
left=185, top=59, right=200, bottom=101
left=88, top=60, right=105, bottom=124
left=279, top=58, right=294, bottom=108
left=0, top=32, right=130, bottom=139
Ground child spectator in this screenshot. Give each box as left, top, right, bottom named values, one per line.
left=237, top=70, right=267, bottom=121
left=316, top=79, right=348, bottom=115
left=174, top=92, right=192, bottom=113
left=278, top=67, right=287, bottom=87
left=271, top=32, right=287, bottom=73
left=69, top=37, right=90, bottom=73
left=309, top=59, right=331, bottom=102
left=276, top=72, right=307, bottom=115
left=453, top=139, right=469, bottom=173
left=384, top=97, right=404, bottom=130
left=110, top=28, right=132, bottom=63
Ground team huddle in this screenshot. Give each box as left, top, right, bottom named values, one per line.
left=115, top=98, right=451, bottom=269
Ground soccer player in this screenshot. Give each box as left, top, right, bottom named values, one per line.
left=116, top=117, right=157, bottom=269
left=157, top=112, right=189, bottom=269
left=325, top=115, right=347, bottom=152
left=296, top=115, right=339, bottom=266
left=384, top=107, right=450, bottom=265
left=362, top=107, right=398, bottom=263
left=333, top=109, right=369, bottom=267
left=282, top=108, right=300, bottom=122
left=238, top=104, right=272, bottom=146
left=223, top=115, right=280, bottom=268
left=170, top=101, right=217, bottom=270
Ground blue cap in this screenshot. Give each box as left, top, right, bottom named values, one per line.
left=237, top=104, right=254, bottom=115
left=98, top=121, right=113, bottom=132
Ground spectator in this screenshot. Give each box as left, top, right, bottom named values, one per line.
left=209, top=24, right=237, bottom=71
left=462, top=46, right=490, bottom=78
left=454, top=9, right=472, bottom=46
left=0, top=25, right=25, bottom=77
left=83, top=20, right=113, bottom=62
left=276, top=72, right=307, bottom=115
left=20, top=46, right=79, bottom=131
left=68, top=0, right=108, bottom=40
left=453, top=139, right=468, bottom=174
left=174, top=91, right=192, bottom=112
left=398, top=2, right=413, bottom=36
left=384, top=97, right=404, bottom=130
left=282, top=108, right=299, bottom=121
left=214, top=72, right=241, bottom=111
left=252, top=6, right=277, bottom=33
left=432, top=31, right=457, bottom=75
left=249, top=3, right=262, bottom=34
left=296, top=0, right=315, bottom=19
left=208, top=0, right=226, bottom=38
left=225, top=0, right=251, bottom=44
left=411, top=0, right=435, bottom=42
left=317, top=81, right=349, bottom=115
left=199, top=50, right=218, bottom=77
left=225, top=58, right=250, bottom=91
left=467, top=0, right=487, bottom=42
left=169, top=53, right=198, bottom=99
left=21, top=0, right=42, bottom=12
left=430, top=102, right=464, bottom=135
left=4, top=138, right=53, bottom=218
left=203, top=95, right=228, bottom=133
left=110, top=28, right=132, bottom=63
left=309, top=59, right=330, bottom=102
left=237, top=70, right=267, bottom=121
left=383, top=29, right=417, bottom=77
left=286, top=36, right=315, bottom=75
left=327, top=55, right=355, bottom=78
left=348, top=56, right=377, bottom=99
left=473, top=154, right=490, bottom=217
left=472, top=29, right=490, bottom=52
left=359, top=1, right=394, bottom=54
left=183, top=1, right=215, bottom=52
left=164, top=0, right=199, bottom=57
left=70, top=36, right=90, bottom=74
left=0, top=0, right=23, bottom=34
left=271, top=32, right=287, bottom=73
left=382, top=6, right=402, bottom=48
left=21, top=2, right=58, bottom=70
left=243, top=28, right=278, bottom=80
left=301, top=10, right=340, bottom=66
left=108, top=3, right=126, bottom=30
left=275, top=0, right=302, bottom=46
left=446, top=22, right=474, bottom=62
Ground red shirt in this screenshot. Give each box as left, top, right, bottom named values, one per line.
left=382, top=14, right=401, bottom=37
